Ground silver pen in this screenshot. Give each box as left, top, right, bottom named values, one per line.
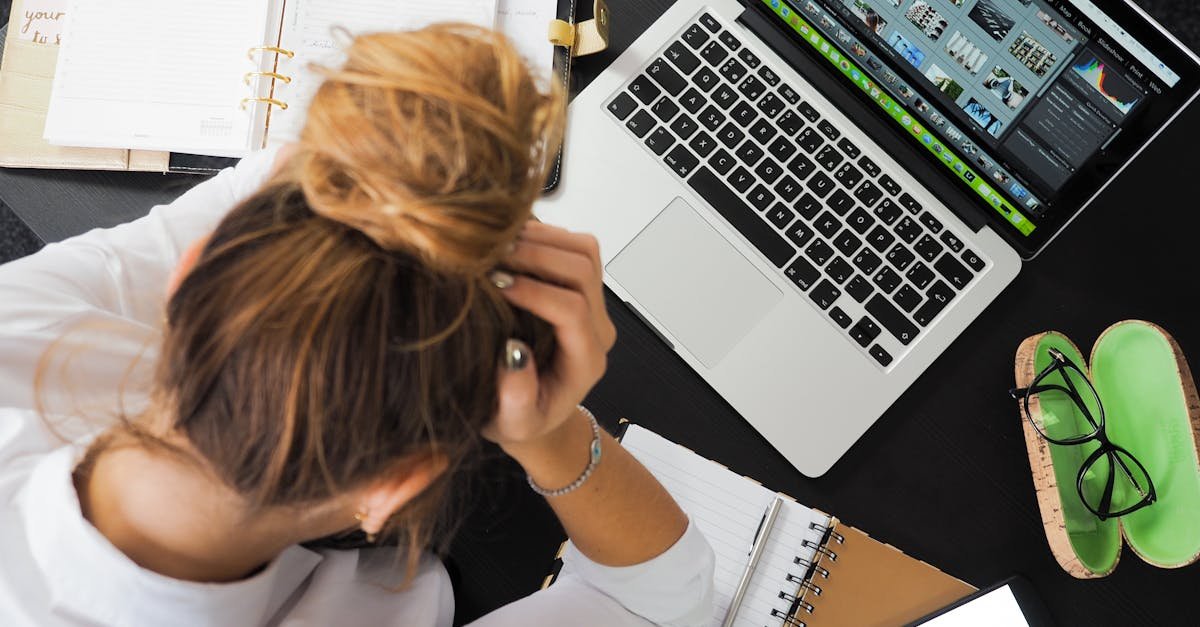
left=721, top=494, right=785, bottom=627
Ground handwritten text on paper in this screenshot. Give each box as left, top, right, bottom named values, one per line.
left=19, top=0, right=69, bottom=45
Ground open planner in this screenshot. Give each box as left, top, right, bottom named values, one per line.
left=38, top=0, right=605, bottom=168
left=549, top=424, right=976, bottom=626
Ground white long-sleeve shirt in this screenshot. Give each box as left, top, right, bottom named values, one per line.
left=0, top=148, right=716, bottom=627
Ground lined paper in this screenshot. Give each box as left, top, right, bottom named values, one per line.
left=622, top=425, right=830, bottom=626
left=43, top=0, right=274, bottom=155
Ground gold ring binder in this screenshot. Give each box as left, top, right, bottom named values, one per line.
left=246, top=46, right=295, bottom=60
left=240, top=97, right=289, bottom=110
left=243, top=71, right=293, bottom=85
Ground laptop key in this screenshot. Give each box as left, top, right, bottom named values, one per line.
left=785, top=220, right=815, bottom=247
left=652, top=96, right=680, bottom=123
left=827, top=257, right=854, bottom=284
left=767, top=136, right=797, bottom=163
left=767, top=203, right=795, bottom=229
left=663, top=145, right=699, bottom=179
left=666, top=42, right=701, bottom=74
left=805, top=239, right=835, bottom=266
left=867, top=295, right=918, bottom=345
left=845, top=275, right=873, bottom=303
left=719, top=30, right=742, bottom=51
left=797, top=101, right=820, bottom=122
left=895, top=217, right=922, bottom=243
left=779, top=83, right=801, bottom=104
left=894, top=284, right=922, bottom=313
left=758, top=66, right=781, bottom=86
left=629, top=76, right=661, bottom=105
left=962, top=249, right=985, bottom=272
left=670, top=114, right=699, bottom=140
left=837, top=138, right=861, bottom=159
left=778, top=110, right=805, bottom=136
left=817, top=119, right=840, bottom=140
left=608, top=93, right=638, bottom=120
left=719, top=58, right=748, bottom=83
left=869, top=345, right=893, bottom=367
left=940, top=230, right=964, bottom=253
left=807, top=172, right=835, bottom=198
left=647, top=58, right=686, bottom=95
left=739, top=75, right=766, bottom=101
left=700, top=40, right=729, bottom=66
left=835, top=162, right=863, bottom=188
left=898, top=192, right=922, bottom=214
left=810, top=280, right=842, bottom=310
left=874, top=267, right=902, bottom=293
left=833, top=230, right=862, bottom=257
left=690, top=131, right=717, bottom=158
left=699, top=105, right=725, bottom=131
left=737, top=48, right=761, bottom=68
left=913, top=280, right=954, bottom=326
left=853, top=249, right=882, bottom=275
left=906, top=262, right=934, bottom=290
left=747, top=184, right=774, bottom=211
left=794, top=193, right=822, bottom=220
left=644, top=127, right=675, bottom=156
left=626, top=110, right=656, bottom=138
left=854, top=180, right=883, bottom=207
left=682, top=23, right=710, bottom=49
left=699, top=13, right=721, bottom=32
left=847, top=207, right=874, bottom=234
left=749, top=119, right=777, bottom=145
left=713, top=84, right=738, bottom=109
left=850, top=317, right=881, bottom=347
left=788, top=154, right=816, bottom=181
left=775, top=176, right=802, bottom=202
left=709, top=149, right=736, bottom=175
left=934, top=253, right=973, bottom=290
left=830, top=307, right=853, bottom=329
left=731, top=102, right=758, bottom=127
left=919, top=212, right=943, bottom=234
left=727, top=166, right=754, bottom=193
left=757, top=93, right=785, bottom=119
left=813, top=212, right=841, bottom=239
left=914, top=234, right=943, bottom=262
left=785, top=256, right=821, bottom=290
left=873, top=198, right=902, bottom=224
left=717, top=123, right=745, bottom=148
left=755, top=158, right=783, bottom=184
left=827, top=189, right=855, bottom=216
left=815, top=145, right=844, bottom=171
left=858, top=156, right=880, bottom=177
left=866, top=225, right=896, bottom=252
left=797, top=127, right=824, bottom=153
left=679, top=88, right=707, bottom=114
left=735, top=141, right=764, bottom=166
left=886, top=243, right=916, bottom=271
left=689, top=168, right=796, bottom=268
left=879, top=174, right=902, bottom=195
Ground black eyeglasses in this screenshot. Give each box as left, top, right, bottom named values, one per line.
left=1009, top=347, right=1156, bottom=521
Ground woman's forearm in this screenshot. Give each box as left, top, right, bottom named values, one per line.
left=503, top=407, right=688, bottom=567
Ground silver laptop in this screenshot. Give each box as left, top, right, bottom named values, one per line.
left=535, top=0, right=1200, bottom=476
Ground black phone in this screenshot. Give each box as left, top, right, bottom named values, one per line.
left=905, top=575, right=1055, bottom=627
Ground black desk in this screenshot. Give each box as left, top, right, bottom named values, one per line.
left=3, top=2, right=1198, bottom=624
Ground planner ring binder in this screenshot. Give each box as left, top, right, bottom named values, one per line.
left=241, top=97, right=289, bottom=110
left=768, top=521, right=843, bottom=627
left=247, top=45, right=295, bottom=60
left=244, top=71, right=293, bottom=85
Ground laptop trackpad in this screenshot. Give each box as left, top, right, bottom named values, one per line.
left=607, top=197, right=782, bottom=368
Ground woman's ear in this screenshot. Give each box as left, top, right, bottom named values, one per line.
left=357, top=453, right=450, bottom=536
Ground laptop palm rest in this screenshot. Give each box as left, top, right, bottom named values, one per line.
left=607, top=197, right=782, bottom=368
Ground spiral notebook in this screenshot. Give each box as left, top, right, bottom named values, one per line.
left=543, top=424, right=975, bottom=626
left=39, top=0, right=604, bottom=177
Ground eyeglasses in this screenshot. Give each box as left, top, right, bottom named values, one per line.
left=1009, top=348, right=1156, bottom=521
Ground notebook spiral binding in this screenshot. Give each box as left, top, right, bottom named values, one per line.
left=767, top=519, right=842, bottom=627
left=242, top=47, right=295, bottom=112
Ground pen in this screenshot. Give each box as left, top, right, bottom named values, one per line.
left=721, top=494, right=785, bottom=627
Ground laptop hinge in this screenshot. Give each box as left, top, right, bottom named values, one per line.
left=735, top=2, right=989, bottom=233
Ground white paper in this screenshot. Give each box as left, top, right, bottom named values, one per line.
left=14, top=0, right=69, bottom=45
left=919, top=585, right=1031, bottom=627
left=496, top=0, right=559, bottom=83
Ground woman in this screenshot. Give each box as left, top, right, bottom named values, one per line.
left=0, top=25, right=715, bottom=625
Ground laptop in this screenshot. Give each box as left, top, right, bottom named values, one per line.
left=535, top=0, right=1200, bottom=476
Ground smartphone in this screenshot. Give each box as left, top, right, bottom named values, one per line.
left=906, top=575, right=1055, bottom=627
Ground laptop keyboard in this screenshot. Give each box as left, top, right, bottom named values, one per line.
left=604, top=12, right=989, bottom=369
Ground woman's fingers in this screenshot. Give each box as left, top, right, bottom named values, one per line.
left=499, top=273, right=606, bottom=385
left=482, top=340, right=542, bottom=444
left=519, top=221, right=602, bottom=276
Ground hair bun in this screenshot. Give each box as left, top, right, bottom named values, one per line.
left=293, top=24, right=565, bottom=275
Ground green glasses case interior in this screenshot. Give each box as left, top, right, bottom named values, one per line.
left=1014, top=321, right=1200, bottom=578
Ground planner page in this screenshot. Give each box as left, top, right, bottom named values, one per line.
left=496, top=0, right=560, bottom=83
left=621, top=425, right=830, bottom=626
left=270, top=0, right=498, bottom=142
left=43, top=0, right=276, bottom=156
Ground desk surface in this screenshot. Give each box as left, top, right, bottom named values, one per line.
left=3, top=1, right=1199, bottom=624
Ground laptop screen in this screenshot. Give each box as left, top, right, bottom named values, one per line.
left=757, top=0, right=1200, bottom=255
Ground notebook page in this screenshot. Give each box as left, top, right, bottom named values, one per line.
left=496, top=0, right=558, bottom=83
left=43, top=0, right=274, bottom=155
left=621, top=425, right=832, bottom=626
left=270, top=0, right=497, bottom=142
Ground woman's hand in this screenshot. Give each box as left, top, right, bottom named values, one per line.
left=482, top=221, right=617, bottom=460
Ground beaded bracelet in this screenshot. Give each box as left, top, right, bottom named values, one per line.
left=526, top=405, right=602, bottom=498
